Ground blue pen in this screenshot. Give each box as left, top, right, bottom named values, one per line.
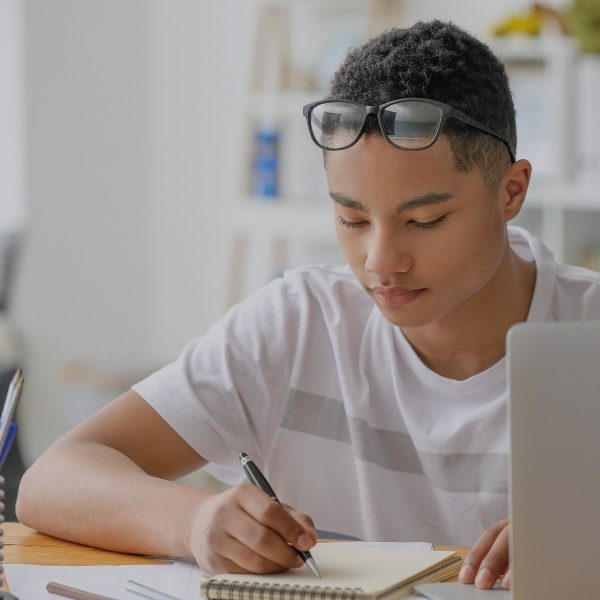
left=0, top=369, right=23, bottom=472
left=0, top=422, right=19, bottom=472
left=0, top=374, right=21, bottom=599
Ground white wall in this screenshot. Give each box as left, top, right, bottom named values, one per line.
left=148, top=1, right=254, bottom=361
left=13, top=0, right=155, bottom=462
left=12, top=0, right=256, bottom=464
left=0, top=0, right=25, bottom=233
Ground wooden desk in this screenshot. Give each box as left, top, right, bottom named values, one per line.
left=2, top=522, right=158, bottom=566
left=2, top=521, right=468, bottom=573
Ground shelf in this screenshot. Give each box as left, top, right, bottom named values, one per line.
left=231, top=8, right=600, bottom=304
left=489, top=35, right=578, bottom=62
left=247, top=91, right=324, bottom=118
left=232, top=183, right=600, bottom=236
left=526, top=184, right=600, bottom=210
left=228, top=186, right=600, bottom=273
left=229, top=197, right=335, bottom=240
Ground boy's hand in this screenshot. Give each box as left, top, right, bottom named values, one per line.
left=188, top=484, right=317, bottom=574
left=459, top=517, right=511, bottom=589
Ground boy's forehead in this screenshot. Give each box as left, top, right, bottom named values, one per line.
left=324, top=134, right=490, bottom=207
left=325, top=134, right=457, bottom=185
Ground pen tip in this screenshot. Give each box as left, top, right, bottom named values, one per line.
left=306, top=558, right=321, bottom=578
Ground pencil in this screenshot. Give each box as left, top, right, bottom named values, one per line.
left=46, top=581, right=118, bottom=600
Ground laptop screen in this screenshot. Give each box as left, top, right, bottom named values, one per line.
left=508, top=321, right=600, bottom=599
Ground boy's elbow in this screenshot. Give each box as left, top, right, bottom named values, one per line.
left=15, top=466, right=35, bottom=525
left=15, top=463, right=47, bottom=528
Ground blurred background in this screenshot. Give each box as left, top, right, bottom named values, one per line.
left=1, top=0, right=599, bottom=518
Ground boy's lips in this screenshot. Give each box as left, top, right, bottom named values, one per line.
left=370, top=286, right=426, bottom=306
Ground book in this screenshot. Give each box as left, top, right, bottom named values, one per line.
left=200, top=542, right=462, bottom=600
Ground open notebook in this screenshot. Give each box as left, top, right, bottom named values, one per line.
left=201, top=543, right=462, bottom=600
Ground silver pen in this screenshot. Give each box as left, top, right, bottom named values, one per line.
left=239, top=452, right=321, bottom=578
left=125, top=580, right=182, bottom=600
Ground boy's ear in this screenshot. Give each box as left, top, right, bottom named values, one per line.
left=499, top=159, right=532, bottom=222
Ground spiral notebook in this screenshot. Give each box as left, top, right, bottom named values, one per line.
left=201, top=543, right=462, bottom=600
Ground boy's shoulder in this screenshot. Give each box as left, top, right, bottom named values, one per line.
left=278, top=263, right=369, bottom=310
left=555, top=261, right=600, bottom=286
left=236, top=263, right=370, bottom=326
left=236, top=263, right=372, bottom=325
left=281, top=263, right=359, bottom=288
left=554, top=261, right=600, bottom=319
left=508, top=226, right=600, bottom=320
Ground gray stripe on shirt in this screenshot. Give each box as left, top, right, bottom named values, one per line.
left=281, top=388, right=507, bottom=493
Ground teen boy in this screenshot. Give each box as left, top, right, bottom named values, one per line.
left=17, top=20, right=600, bottom=590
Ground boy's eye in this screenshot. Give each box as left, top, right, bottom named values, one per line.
left=411, top=215, right=448, bottom=229
left=337, top=214, right=448, bottom=230
left=336, top=215, right=367, bottom=229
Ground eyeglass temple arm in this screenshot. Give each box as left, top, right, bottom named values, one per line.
left=450, top=108, right=516, bottom=162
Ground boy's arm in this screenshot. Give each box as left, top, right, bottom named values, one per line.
left=16, top=390, right=316, bottom=573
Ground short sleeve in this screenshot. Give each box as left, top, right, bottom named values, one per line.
left=132, top=274, right=305, bottom=484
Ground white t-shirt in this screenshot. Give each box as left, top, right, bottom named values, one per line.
left=133, top=226, right=600, bottom=546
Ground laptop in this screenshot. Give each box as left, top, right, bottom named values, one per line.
left=508, top=320, right=600, bottom=598
left=417, top=321, right=600, bottom=600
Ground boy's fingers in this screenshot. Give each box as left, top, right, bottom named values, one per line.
left=474, top=525, right=509, bottom=589
left=459, top=518, right=509, bottom=584
left=239, top=486, right=316, bottom=551
left=282, top=504, right=317, bottom=543
left=218, top=534, right=291, bottom=574
left=228, top=510, right=300, bottom=569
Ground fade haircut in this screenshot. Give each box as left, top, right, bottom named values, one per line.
left=328, top=20, right=517, bottom=191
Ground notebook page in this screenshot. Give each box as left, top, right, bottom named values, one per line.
left=207, top=543, right=455, bottom=594
left=344, top=542, right=433, bottom=551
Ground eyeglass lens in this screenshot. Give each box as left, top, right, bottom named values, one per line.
left=310, top=100, right=444, bottom=150
left=381, top=101, right=442, bottom=148
left=310, top=102, right=365, bottom=149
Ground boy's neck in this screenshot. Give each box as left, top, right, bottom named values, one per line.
left=401, top=248, right=537, bottom=381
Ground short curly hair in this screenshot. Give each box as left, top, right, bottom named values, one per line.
left=328, top=20, right=516, bottom=190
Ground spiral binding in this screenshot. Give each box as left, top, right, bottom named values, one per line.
left=201, top=579, right=364, bottom=600
left=0, top=474, right=5, bottom=591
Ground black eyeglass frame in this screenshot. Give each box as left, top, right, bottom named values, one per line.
left=302, top=98, right=516, bottom=163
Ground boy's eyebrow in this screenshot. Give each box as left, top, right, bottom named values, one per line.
left=329, top=191, right=455, bottom=214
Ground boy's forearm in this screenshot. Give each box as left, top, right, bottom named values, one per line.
left=16, top=440, right=212, bottom=558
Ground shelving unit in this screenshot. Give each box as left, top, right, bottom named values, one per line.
left=494, top=35, right=600, bottom=267
left=227, top=7, right=600, bottom=306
